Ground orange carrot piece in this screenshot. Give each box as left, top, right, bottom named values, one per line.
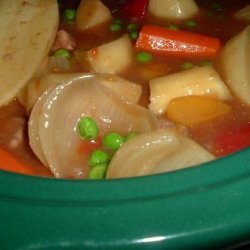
left=136, top=25, right=221, bottom=59
left=0, top=148, right=39, bottom=175
left=166, top=95, right=231, bottom=126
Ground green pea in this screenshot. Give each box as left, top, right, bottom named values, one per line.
left=124, top=132, right=138, bottom=142
left=88, top=150, right=110, bottom=167
left=88, top=164, right=108, bottom=179
left=181, top=62, right=194, bottom=70
left=212, top=3, right=222, bottom=11
left=167, top=24, right=179, bottom=30
left=136, top=52, right=153, bottom=63
left=63, top=9, right=76, bottom=22
left=184, top=20, right=197, bottom=28
left=77, top=117, right=99, bottom=140
left=127, top=23, right=138, bottom=31
left=199, top=60, right=213, bottom=66
left=103, top=132, right=124, bottom=151
left=113, top=18, right=122, bottom=25
left=130, top=31, right=138, bottom=40
left=53, top=48, right=71, bottom=58
left=207, top=11, right=214, bottom=17
left=110, top=23, right=122, bottom=32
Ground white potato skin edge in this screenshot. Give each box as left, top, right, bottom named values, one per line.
left=0, top=0, right=59, bottom=106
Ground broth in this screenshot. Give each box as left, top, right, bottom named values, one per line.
left=0, top=0, right=249, bottom=177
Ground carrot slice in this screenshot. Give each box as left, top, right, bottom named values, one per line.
left=166, top=95, right=231, bottom=126
left=0, top=148, right=44, bottom=176
left=136, top=25, right=221, bottom=58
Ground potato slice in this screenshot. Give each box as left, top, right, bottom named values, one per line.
left=76, top=0, right=112, bottom=31
left=149, top=66, right=232, bottom=115
left=219, top=26, right=250, bottom=104
left=87, top=35, right=133, bottom=74
left=0, top=0, right=59, bottom=107
left=148, top=0, right=199, bottom=20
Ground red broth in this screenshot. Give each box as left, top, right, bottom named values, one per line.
left=0, top=0, right=249, bottom=177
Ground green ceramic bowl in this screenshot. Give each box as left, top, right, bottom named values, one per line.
left=0, top=148, right=250, bottom=249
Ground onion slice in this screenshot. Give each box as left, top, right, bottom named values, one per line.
left=29, top=74, right=159, bottom=178
left=106, top=129, right=215, bottom=178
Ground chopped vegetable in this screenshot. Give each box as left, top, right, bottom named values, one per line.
left=110, top=23, right=123, bottom=32
left=76, top=0, right=112, bottom=31
left=78, top=137, right=102, bottom=156
left=87, top=35, right=133, bottom=74
left=167, top=24, right=179, bottom=30
left=136, top=52, right=153, bottom=63
left=103, top=132, right=125, bottom=151
left=136, top=25, right=221, bottom=59
left=219, top=26, right=250, bottom=105
left=88, top=164, right=108, bottom=179
left=53, top=48, right=71, bottom=58
left=130, top=31, right=139, bottom=40
left=88, top=150, right=110, bottom=167
left=0, top=148, right=38, bottom=176
left=184, top=20, right=197, bottom=28
left=166, top=95, right=232, bottom=126
left=148, top=0, right=199, bottom=20
left=107, top=129, right=215, bottom=178
left=127, top=23, right=138, bottom=31
left=121, top=0, right=149, bottom=20
left=63, top=9, right=76, bottom=22
left=149, top=65, right=232, bottom=115
left=235, top=5, right=250, bottom=22
left=78, top=117, right=99, bottom=140
left=181, top=62, right=194, bottom=70
left=0, top=0, right=59, bottom=107
left=213, top=123, right=250, bottom=157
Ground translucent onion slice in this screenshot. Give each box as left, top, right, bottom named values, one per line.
left=29, top=74, right=158, bottom=178
left=22, top=73, right=142, bottom=113
left=106, top=129, right=215, bottom=178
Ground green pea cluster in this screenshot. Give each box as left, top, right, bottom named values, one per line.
left=109, top=18, right=139, bottom=40
left=77, top=117, right=137, bottom=180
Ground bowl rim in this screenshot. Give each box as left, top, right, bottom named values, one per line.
left=0, top=148, right=250, bottom=249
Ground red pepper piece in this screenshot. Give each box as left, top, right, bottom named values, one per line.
left=213, top=123, right=250, bottom=157
left=122, top=0, right=149, bottom=20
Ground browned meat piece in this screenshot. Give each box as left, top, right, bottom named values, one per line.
left=52, top=30, right=76, bottom=52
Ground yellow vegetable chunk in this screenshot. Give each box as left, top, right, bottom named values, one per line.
left=166, top=95, right=232, bottom=126
left=76, top=0, right=112, bottom=31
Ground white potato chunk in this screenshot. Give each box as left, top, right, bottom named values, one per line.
left=219, top=26, right=250, bottom=104
left=87, top=35, right=133, bottom=74
left=107, top=128, right=215, bottom=178
left=149, top=66, right=232, bottom=116
left=235, top=5, right=250, bottom=22
left=76, top=0, right=112, bottom=31
left=20, top=73, right=142, bottom=113
left=0, top=0, right=59, bottom=107
left=148, top=0, right=199, bottom=20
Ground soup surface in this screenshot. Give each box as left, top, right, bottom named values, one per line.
left=0, top=0, right=249, bottom=178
